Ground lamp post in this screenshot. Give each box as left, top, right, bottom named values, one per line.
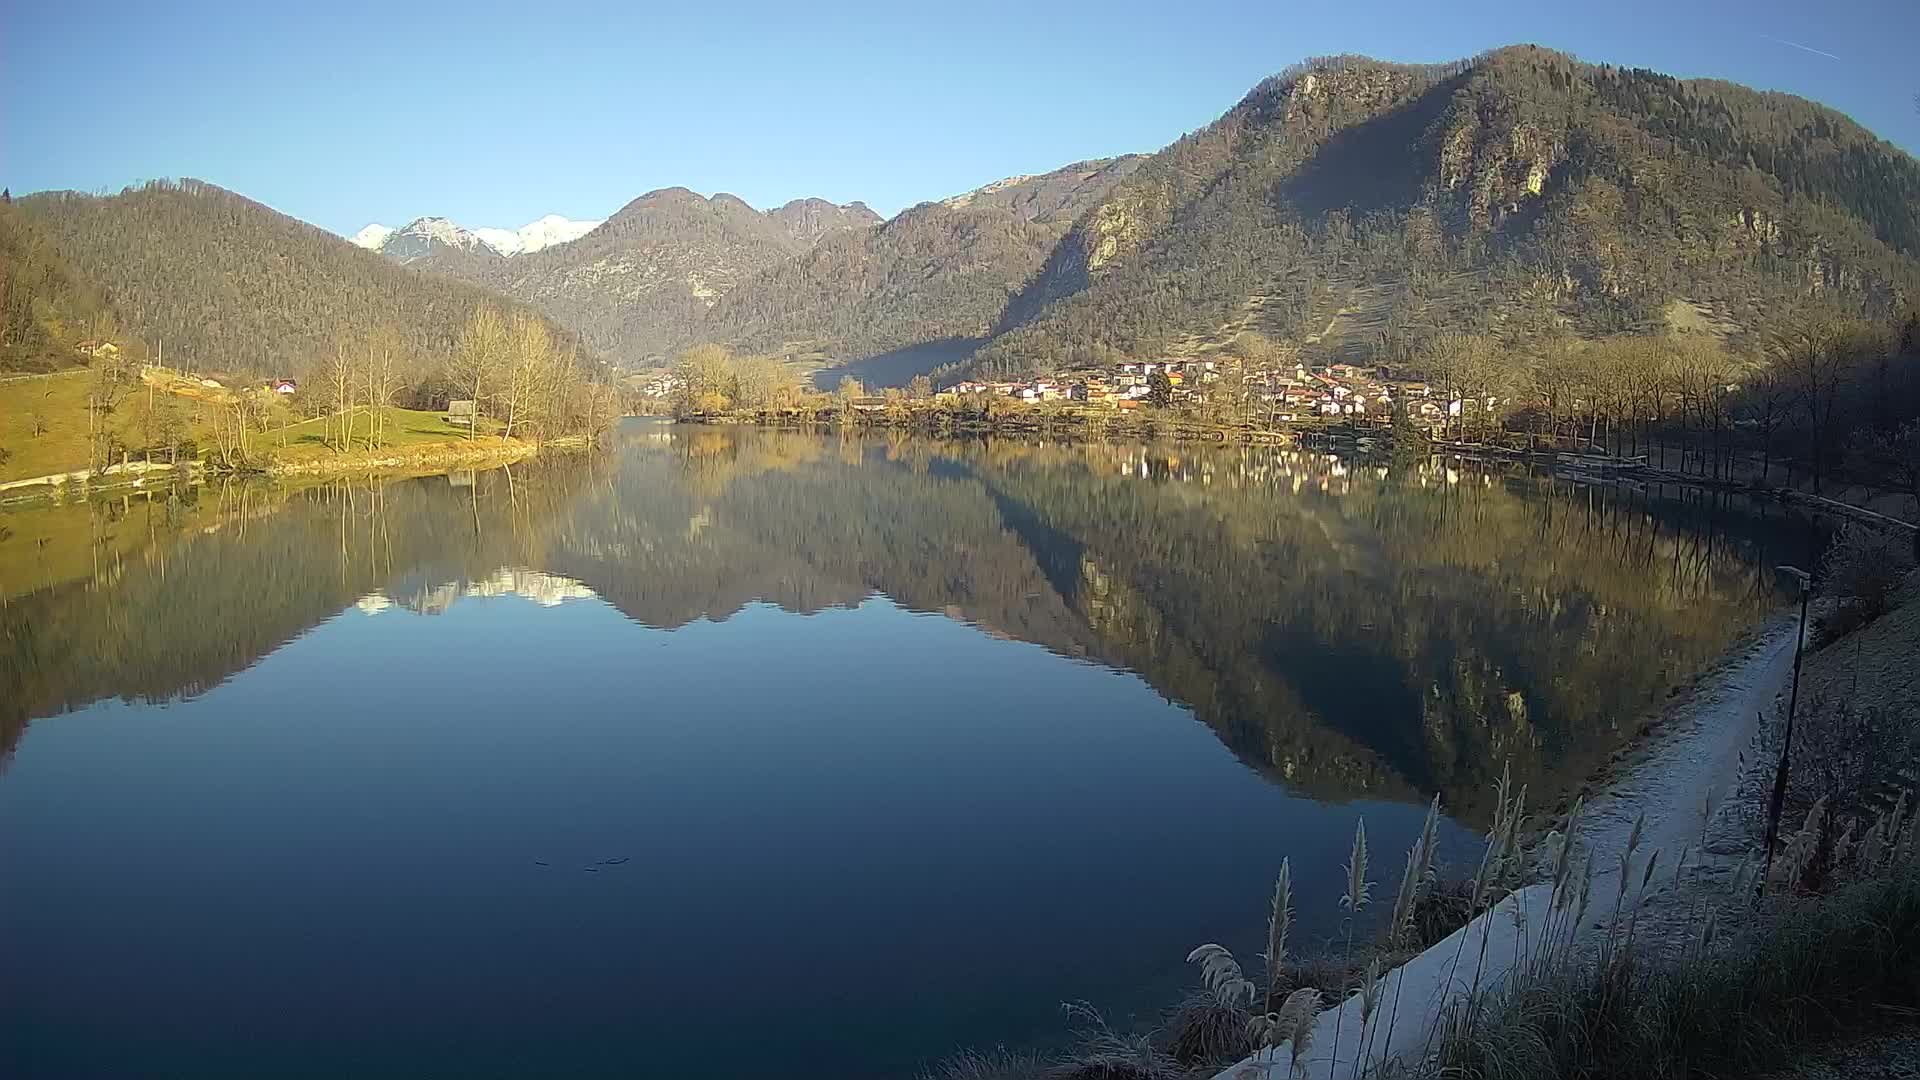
left=1759, top=564, right=1812, bottom=901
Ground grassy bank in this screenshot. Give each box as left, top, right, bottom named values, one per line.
left=0, top=370, right=216, bottom=483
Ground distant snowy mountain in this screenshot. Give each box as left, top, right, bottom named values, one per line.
left=349, top=214, right=601, bottom=261
left=350, top=223, right=396, bottom=250
left=475, top=214, right=602, bottom=255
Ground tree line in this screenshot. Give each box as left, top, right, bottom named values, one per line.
left=296, top=306, right=621, bottom=454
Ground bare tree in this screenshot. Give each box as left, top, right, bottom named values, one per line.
left=362, top=326, right=407, bottom=449
left=497, top=312, right=553, bottom=439
left=320, top=337, right=357, bottom=452
left=450, top=306, right=509, bottom=440
left=1776, top=317, right=1875, bottom=494
left=1737, top=364, right=1794, bottom=485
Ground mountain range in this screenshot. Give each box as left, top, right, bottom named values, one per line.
left=8, top=45, right=1918, bottom=383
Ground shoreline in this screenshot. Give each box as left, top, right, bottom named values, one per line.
left=0, top=435, right=586, bottom=506
left=684, top=411, right=1303, bottom=445
left=1214, top=609, right=1803, bottom=1079
left=259, top=434, right=584, bottom=479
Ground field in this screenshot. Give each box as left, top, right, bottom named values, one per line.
left=251, top=405, right=502, bottom=465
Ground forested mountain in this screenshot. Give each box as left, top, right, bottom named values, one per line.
left=0, top=198, right=118, bottom=372
left=694, top=202, right=1065, bottom=359
left=971, top=47, right=1920, bottom=376
left=411, top=188, right=877, bottom=365
left=16, top=180, right=576, bottom=377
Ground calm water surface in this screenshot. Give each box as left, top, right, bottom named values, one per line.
left=1, top=422, right=1806, bottom=1078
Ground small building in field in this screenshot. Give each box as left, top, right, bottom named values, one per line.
left=446, top=399, right=478, bottom=426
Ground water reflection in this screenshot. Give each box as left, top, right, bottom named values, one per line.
left=359, top=568, right=600, bottom=617
left=1, top=423, right=1801, bottom=821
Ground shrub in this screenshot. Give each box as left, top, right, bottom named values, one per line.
left=1817, top=523, right=1915, bottom=624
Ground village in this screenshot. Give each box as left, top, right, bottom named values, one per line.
left=637, top=354, right=1500, bottom=430
left=939, top=357, right=1491, bottom=429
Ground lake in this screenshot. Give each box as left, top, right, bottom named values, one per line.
left=0, top=422, right=1809, bottom=1078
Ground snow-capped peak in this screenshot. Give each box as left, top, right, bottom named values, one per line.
left=513, top=214, right=601, bottom=253
left=350, top=223, right=395, bottom=250
left=348, top=214, right=601, bottom=258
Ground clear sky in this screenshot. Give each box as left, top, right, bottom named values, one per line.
left=4, top=0, right=1916, bottom=237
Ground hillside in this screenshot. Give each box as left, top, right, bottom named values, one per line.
left=690, top=158, right=1146, bottom=363
left=16, top=180, right=575, bottom=377
left=694, top=202, right=1063, bottom=360
left=971, top=47, right=1920, bottom=376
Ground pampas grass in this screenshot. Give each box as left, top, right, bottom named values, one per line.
left=1188, top=944, right=1258, bottom=1010
left=1275, top=987, right=1320, bottom=1078
left=1331, top=818, right=1373, bottom=1078
left=1342, top=820, right=1372, bottom=913
left=1266, top=859, right=1293, bottom=1011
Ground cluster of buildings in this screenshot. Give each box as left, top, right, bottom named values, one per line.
left=637, top=373, right=683, bottom=401
left=940, top=359, right=1226, bottom=408
left=940, top=358, right=1494, bottom=429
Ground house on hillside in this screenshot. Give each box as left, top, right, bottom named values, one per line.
left=271, top=378, right=298, bottom=395
left=76, top=340, right=120, bottom=358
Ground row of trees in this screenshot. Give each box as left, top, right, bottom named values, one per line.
left=671, top=343, right=802, bottom=415
left=291, top=306, right=620, bottom=457
left=1405, top=312, right=1920, bottom=495
left=448, top=306, right=618, bottom=442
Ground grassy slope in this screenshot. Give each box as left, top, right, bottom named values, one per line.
left=2, top=369, right=515, bottom=483
left=0, top=371, right=224, bottom=483
left=252, top=406, right=504, bottom=465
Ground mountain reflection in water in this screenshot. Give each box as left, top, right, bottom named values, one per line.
left=2, top=421, right=1803, bottom=818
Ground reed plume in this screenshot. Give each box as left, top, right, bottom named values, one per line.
left=1333, top=818, right=1373, bottom=1079
left=1275, top=987, right=1319, bottom=1078
left=1265, top=859, right=1292, bottom=1010
left=1342, top=820, right=1372, bottom=911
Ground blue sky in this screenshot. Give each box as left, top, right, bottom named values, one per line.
left=4, top=0, right=1916, bottom=237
